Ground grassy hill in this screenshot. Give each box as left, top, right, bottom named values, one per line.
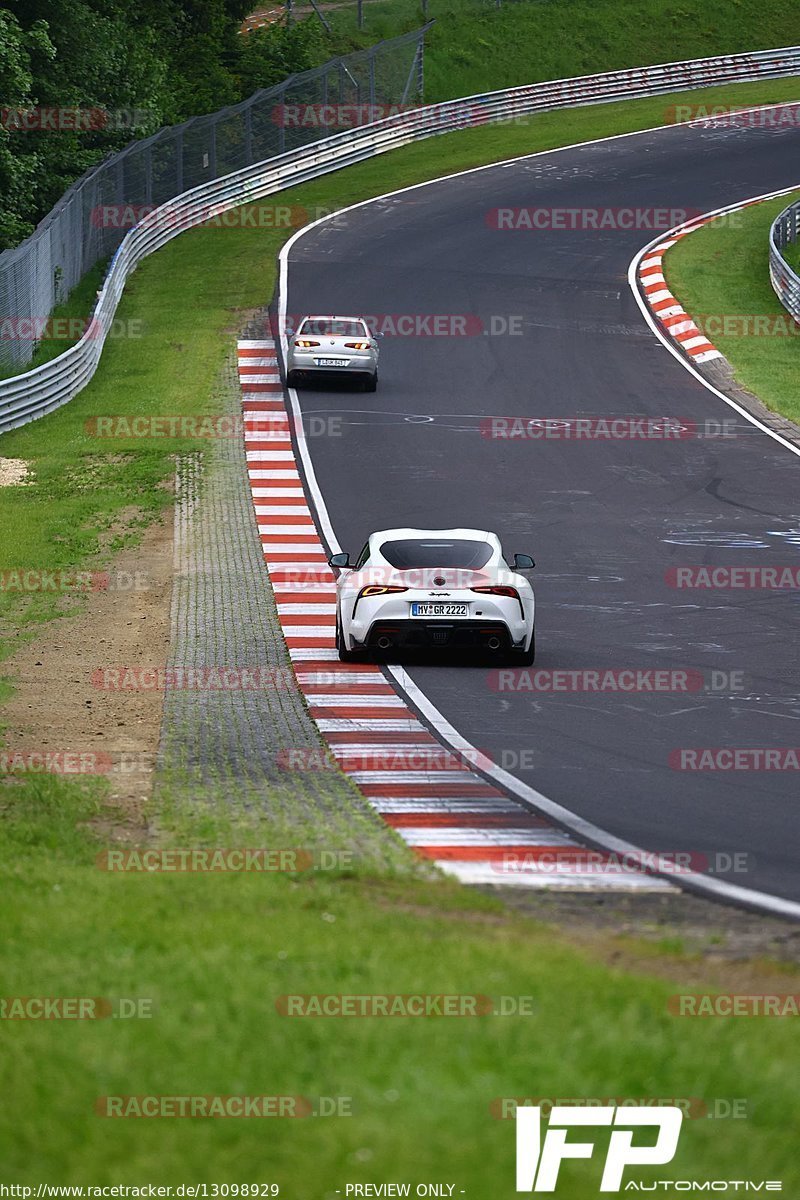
left=319, top=0, right=800, bottom=101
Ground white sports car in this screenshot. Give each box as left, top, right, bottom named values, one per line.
left=329, top=528, right=535, bottom=663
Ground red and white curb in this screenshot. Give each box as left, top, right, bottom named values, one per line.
left=638, top=223, right=724, bottom=364
left=637, top=193, right=790, bottom=365
left=238, top=337, right=674, bottom=892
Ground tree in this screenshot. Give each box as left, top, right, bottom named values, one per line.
left=0, top=1, right=334, bottom=252
left=238, top=17, right=329, bottom=96
left=0, top=8, right=54, bottom=247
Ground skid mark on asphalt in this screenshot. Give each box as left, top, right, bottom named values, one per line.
left=237, top=336, right=676, bottom=894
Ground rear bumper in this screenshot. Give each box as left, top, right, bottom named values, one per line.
left=363, top=619, right=518, bottom=651
left=288, top=350, right=377, bottom=380
left=289, top=365, right=375, bottom=382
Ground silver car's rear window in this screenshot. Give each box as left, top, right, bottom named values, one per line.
left=300, top=319, right=367, bottom=338
left=379, top=539, right=494, bottom=569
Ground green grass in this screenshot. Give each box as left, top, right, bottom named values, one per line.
left=665, top=190, right=800, bottom=424
left=322, top=0, right=800, bottom=103
left=1, top=774, right=799, bottom=1183
left=3, top=81, right=800, bottom=1181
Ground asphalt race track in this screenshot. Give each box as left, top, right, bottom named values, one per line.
left=283, top=114, right=800, bottom=905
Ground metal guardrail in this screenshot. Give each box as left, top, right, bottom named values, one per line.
left=3, top=43, right=800, bottom=436
left=769, top=199, right=800, bottom=323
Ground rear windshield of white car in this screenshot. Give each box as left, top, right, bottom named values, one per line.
left=299, top=319, right=368, bottom=338
left=379, top=539, right=494, bottom=569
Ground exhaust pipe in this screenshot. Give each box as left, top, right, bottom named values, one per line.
left=377, top=635, right=392, bottom=650
left=487, top=635, right=501, bottom=650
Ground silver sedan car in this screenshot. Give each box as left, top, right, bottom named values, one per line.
left=286, top=315, right=379, bottom=391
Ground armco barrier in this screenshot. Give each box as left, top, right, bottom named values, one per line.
left=2, top=44, right=800, bottom=435
left=769, top=198, right=800, bottom=323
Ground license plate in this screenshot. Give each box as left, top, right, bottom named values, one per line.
left=411, top=602, right=469, bottom=618
left=315, top=357, right=347, bottom=367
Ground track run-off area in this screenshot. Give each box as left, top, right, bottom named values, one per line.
left=273, top=108, right=800, bottom=915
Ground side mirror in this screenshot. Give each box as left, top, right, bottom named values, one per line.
left=329, top=551, right=351, bottom=569
left=513, top=553, right=535, bottom=570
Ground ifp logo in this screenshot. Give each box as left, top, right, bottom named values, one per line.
left=516, top=1105, right=683, bottom=1192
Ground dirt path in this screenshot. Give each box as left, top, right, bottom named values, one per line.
left=0, top=510, right=174, bottom=832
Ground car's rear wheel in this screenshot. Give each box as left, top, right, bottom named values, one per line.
left=510, top=630, right=535, bottom=666
left=336, top=615, right=363, bottom=662
left=287, top=370, right=299, bottom=389
left=363, top=372, right=378, bottom=393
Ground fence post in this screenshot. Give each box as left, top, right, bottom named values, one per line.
left=144, top=145, right=153, bottom=205
left=358, top=0, right=364, bottom=27
left=308, top=0, right=332, bottom=31
left=286, top=0, right=293, bottom=26
left=244, top=103, right=253, bottom=164
left=369, top=50, right=376, bottom=107
left=116, top=154, right=126, bottom=206
left=175, top=129, right=184, bottom=194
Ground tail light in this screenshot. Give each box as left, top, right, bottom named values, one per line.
left=295, top=339, right=320, bottom=348
left=353, top=584, right=407, bottom=618
left=358, top=586, right=408, bottom=597
left=471, top=585, right=524, bottom=616
left=471, top=586, right=519, bottom=599
left=344, top=341, right=371, bottom=350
